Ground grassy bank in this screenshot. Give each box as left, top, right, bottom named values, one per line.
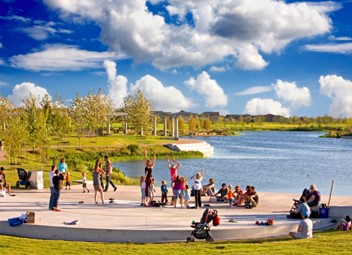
left=0, top=231, right=351, bottom=255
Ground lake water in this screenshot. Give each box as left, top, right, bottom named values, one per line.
left=114, top=132, right=352, bottom=196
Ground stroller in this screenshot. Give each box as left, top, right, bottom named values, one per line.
left=15, top=168, right=33, bottom=189
left=290, top=188, right=310, bottom=211
left=187, top=208, right=220, bottom=242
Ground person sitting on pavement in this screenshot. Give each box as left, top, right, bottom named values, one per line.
left=336, top=215, right=351, bottom=231
left=288, top=196, right=310, bottom=219
left=289, top=213, right=313, bottom=239
left=201, top=178, right=215, bottom=196
left=306, top=184, right=321, bottom=207
left=245, top=186, right=259, bottom=208
left=236, top=185, right=251, bottom=206
left=213, top=183, right=228, bottom=202
left=0, top=166, right=14, bottom=196
left=232, top=185, right=243, bottom=206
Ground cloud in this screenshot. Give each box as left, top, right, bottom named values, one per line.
left=209, top=65, right=228, bottom=72
left=244, top=98, right=290, bottom=117
left=130, top=75, right=194, bottom=112
left=273, top=80, right=311, bottom=108
left=103, top=60, right=128, bottom=108
left=185, top=71, right=228, bottom=108
left=10, top=44, right=118, bottom=71
left=8, top=82, right=51, bottom=107
left=328, top=35, right=352, bottom=41
left=235, top=86, right=272, bottom=96
left=43, top=0, right=338, bottom=70
left=19, top=24, right=72, bottom=41
left=303, top=42, right=352, bottom=54
left=319, top=75, right=352, bottom=117
left=0, top=80, right=7, bottom=87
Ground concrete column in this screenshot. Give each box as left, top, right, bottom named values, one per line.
left=140, top=126, right=144, bottom=136
left=175, top=117, right=179, bottom=139
left=124, top=121, right=128, bottom=135
left=171, top=117, right=175, bottom=138
left=153, top=116, right=157, bottom=136
left=164, top=118, right=167, bottom=137
left=107, top=120, right=111, bottom=135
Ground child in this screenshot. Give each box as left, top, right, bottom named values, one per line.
left=190, top=169, right=204, bottom=209
left=82, top=172, right=89, bottom=193
left=65, top=172, right=71, bottom=190
left=233, top=185, right=243, bottom=205
left=161, top=180, right=168, bottom=205
left=184, top=184, right=191, bottom=209
left=148, top=178, right=156, bottom=203
left=140, top=175, right=147, bottom=206
left=228, top=185, right=234, bottom=207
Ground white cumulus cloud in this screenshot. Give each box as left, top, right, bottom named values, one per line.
left=319, top=75, right=352, bottom=117
left=8, top=82, right=51, bottom=107
left=244, top=98, right=290, bottom=117
left=235, top=86, right=273, bottom=96
left=130, top=75, right=194, bottom=112
left=103, top=60, right=128, bottom=108
left=43, top=0, right=338, bottom=70
left=185, top=71, right=228, bottom=108
left=273, top=80, right=311, bottom=108
left=10, top=44, right=118, bottom=71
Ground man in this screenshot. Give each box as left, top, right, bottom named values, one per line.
left=213, top=183, right=228, bottom=202
left=48, top=165, right=56, bottom=210
left=289, top=213, right=313, bottom=239
left=52, top=169, right=64, bottom=211
left=103, top=155, right=117, bottom=192
left=289, top=196, right=310, bottom=219
left=245, top=186, right=259, bottom=208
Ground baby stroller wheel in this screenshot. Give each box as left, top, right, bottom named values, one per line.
left=206, top=236, right=214, bottom=242
left=186, top=237, right=195, bottom=242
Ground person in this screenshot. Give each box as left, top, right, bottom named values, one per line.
left=0, top=166, right=14, bottom=196
left=52, top=169, right=64, bottom=211
left=227, top=185, right=234, bottom=207
left=213, top=183, right=228, bottom=202
left=190, top=169, right=204, bottom=208
left=167, top=157, right=181, bottom=187
left=288, top=196, right=310, bottom=219
left=336, top=215, right=351, bottom=231
left=237, top=185, right=251, bottom=206
left=140, top=176, right=147, bottom=206
left=201, top=178, right=215, bottom=196
left=161, top=180, right=168, bottom=205
left=103, top=155, right=117, bottom=192
left=57, top=158, right=68, bottom=174
left=93, top=159, right=104, bottom=205
left=65, top=172, right=71, bottom=190
left=306, top=184, right=321, bottom=207
left=48, top=165, right=56, bottom=210
left=184, top=184, right=191, bottom=209
left=144, top=149, right=156, bottom=199
left=233, top=185, right=243, bottom=205
left=289, top=213, right=313, bottom=239
left=245, top=186, right=259, bottom=208
left=82, top=172, right=89, bottom=193
left=148, top=178, right=156, bottom=202
left=173, top=175, right=184, bottom=208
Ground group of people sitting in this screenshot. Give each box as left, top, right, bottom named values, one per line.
left=202, top=179, right=259, bottom=208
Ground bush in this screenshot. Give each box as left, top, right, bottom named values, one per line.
left=127, top=144, right=139, bottom=155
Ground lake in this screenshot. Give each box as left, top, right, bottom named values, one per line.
left=114, top=132, right=352, bottom=196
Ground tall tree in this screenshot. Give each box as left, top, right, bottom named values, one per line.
left=0, top=95, right=14, bottom=130
left=123, top=91, right=154, bottom=136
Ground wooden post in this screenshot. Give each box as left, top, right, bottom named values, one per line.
left=327, top=180, right=334, bottom=208
left=164, top=118, right=167, bottom=137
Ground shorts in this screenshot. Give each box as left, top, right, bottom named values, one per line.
left=141, top=188, right=146, bottom=199
left=174, top=189, right=182, bottom=199
left=82, top=183, right=87, bottom=188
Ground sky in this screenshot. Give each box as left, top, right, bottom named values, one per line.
left=0, top=0, right=352, bottom=118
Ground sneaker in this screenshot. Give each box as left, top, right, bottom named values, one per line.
left=54, top=208, right=61, bottom=212
left=114, top=187, right=117, bottom=192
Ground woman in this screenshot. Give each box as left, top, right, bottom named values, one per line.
left=306, top=184, right=321, bottom=207
left=93, top=159, right=104, bottom=205
left=144, top=149, right=156, bottom=198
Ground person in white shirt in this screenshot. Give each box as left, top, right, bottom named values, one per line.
left=289, top=213, right=313, bottom=239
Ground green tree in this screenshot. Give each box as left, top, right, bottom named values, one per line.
left=203, top=118, right=212, bottom=131
left=0, top=95, right=14, bottom=130
left=122, top=91, right=154, bottom=136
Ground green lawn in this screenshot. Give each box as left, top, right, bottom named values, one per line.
left=0, top=231, right=351, bottom=255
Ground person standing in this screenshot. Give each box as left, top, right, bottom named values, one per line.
left=93, top=159, right=105, bottom=205
left=289, top=213, right=313, bottom=239
left=103, top=155, right=117, bottom=192
left=82, top=172, right=90, bottom=193
left=52, top=169, right=64, bottom=211
left=48, top=165, right=56, bottom=210
left=190, top=169, right=204, bottom=209
left=144, top=149, right=156, bottom=198
left=57, top=158, right=68, bottom=174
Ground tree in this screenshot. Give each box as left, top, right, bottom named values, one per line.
left=203, top=118, right=212, bottom=131
left=178, top=116, right=185, bottom=133
left=71, top=94, right=88, bottom=148
left=0, top=95, right=14, bottom=130
left=123, top=91, right=154, bottom=136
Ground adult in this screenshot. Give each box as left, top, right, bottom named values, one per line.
left=245, top=186, right=259, bottom=208
left=213, top=183, right=228, bottom=202
left=289, top=213, right=313, bottom=239
left=57, top=158, right=68, bottom=174
left=202, top=178, right=215, bottom=196
left=336, top=215, right=351, bottom=231
left=52, top=169, right=64, bottom=211
left=144, top=149, right=156, bottom=198
left=190, top=169, right=204, bottom=208
left=0, top=166, right=14, bottom=196
left=48, top=165, right=56, bottom=210
left=289, top=197, right=310, bottom=219
left=93, top=159, right=104, bottom=205
left=306, top=184, right=321, bottom=207
left=103, top=155, right=117, bottom=192
left=167, top=157, right=181, bottom=187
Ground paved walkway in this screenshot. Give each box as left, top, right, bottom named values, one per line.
left=0, top=185, right=350, bottom=243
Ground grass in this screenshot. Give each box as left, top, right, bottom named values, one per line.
left=0, top=231, right=351, bottom=255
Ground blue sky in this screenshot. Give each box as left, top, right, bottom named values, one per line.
left=1, top=0, right=352, bottom=117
